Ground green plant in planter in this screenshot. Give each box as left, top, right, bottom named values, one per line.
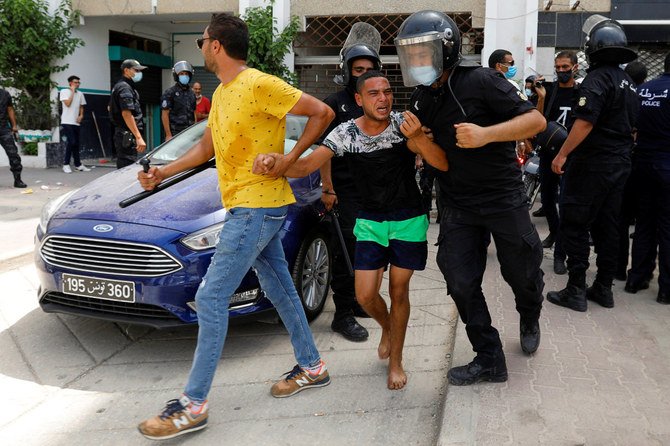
left=243, top=0, right=300, bottom=86
left=22, top=142, right=38, bottom=156
left=0, top=0, right=83, bottom=130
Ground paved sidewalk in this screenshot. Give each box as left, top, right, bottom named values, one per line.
left=438, top=222, right=670, bottom=445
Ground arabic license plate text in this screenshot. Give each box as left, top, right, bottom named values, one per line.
left=62, top=274, right=136, bottom=303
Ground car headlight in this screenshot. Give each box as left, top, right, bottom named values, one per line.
left=38, top=189, right=78, bottom=233
left=181, top=222, right=225, bottom=251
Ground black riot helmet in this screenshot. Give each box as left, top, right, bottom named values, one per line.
left=394, top=10, right=461, bottom=87
left=583, top=16, right=637, bottom=65
left=340, top=44, right=381, bottom=86
left=172, top=60, right=194, bottom=82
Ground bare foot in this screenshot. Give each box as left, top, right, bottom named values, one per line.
left=387, top=363, right=407, bottom=390
left=378, top=329, right=391, bottom=360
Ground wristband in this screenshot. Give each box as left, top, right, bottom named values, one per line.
left=322, top=190, right=337, bottom=196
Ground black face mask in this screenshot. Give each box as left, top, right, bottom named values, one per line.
left=556, top=71, right=574, bottom=84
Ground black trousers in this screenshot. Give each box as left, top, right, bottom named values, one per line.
left=436, top=205, right=544, bottom=359
left=539, top=151, right=565, bottom=261
left=560, top=160, right=630, bottom=287
left=628, top=156, right=670, bottom=294
left=0, top=131, right=22, bottom=174
left=114, top=129, right=139, bottom=169
left=329, top=195, right=363, bottom=319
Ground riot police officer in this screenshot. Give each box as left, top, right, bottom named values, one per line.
left=319, top=24, right=382, bottom=342
left=161, top=61, right=196, bottom=140
left=109, top=59, right=147, bottom=169
left=547, top=16, right=640, bottom=311
left=395, top=10, right=546, bottom=385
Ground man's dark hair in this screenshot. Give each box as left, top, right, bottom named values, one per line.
left=625, top=61, right=648, bottom=86
left=488, top=49, right=512, bottom=68
left=355, top=70, right=387, bottom=93
left=665, top=51, right=670, bottom=73
left=208, top=13, right=249, bottom=61
left=555, top=50, right=578, bottom=65
left=67, top=75, right=80, bottom=83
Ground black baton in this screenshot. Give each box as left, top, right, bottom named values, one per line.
left=119, top=158, right=216, bottom=208
left=328, top=208, right=354, bottom=277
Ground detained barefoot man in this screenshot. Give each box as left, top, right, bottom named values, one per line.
left=136, top=13, right=334, bottom=440
left=255, top=71, right=448, bottom=389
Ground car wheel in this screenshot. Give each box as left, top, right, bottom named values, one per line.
left=292, top=231, right=331, bottom=321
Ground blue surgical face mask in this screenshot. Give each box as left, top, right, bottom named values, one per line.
left=132, top=71, right=143, bottom=83
left=525, top=88, right=533, bottom=97
left=504, top=65, right=517, bottom=79
left=178, top=75, right=190, bottom=85
left=409, top=65, right=438, bottom=86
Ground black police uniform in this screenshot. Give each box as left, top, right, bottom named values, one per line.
left=539, top=82, right=578, bottom=261
left=559, top=65, right=639, bottom=289
left=411, top=66, right=544, bottom=363
left=161, top=84, right=196, bottom=136
left=0, top=89, right=23, bottom=175
left=319, top=86, right=366, bottom=321
left=109, top=77, right=144, bottom=169
left=627, top=72, right=670, bottom=300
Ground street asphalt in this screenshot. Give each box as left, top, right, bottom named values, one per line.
left=1, top=165, right=668, bottom=445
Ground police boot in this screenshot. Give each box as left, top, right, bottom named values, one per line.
left=448, top=351, right=508, bottom=386
left=587, top=280, right=614, bottom=308
left=13, top=172, right=26, bottom=188
left=520, top=316, right=541, bottom=355
left=547, top=272, right=587, bottom=312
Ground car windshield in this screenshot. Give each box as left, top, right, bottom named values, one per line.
left=149, top=115, right=311, bottom=164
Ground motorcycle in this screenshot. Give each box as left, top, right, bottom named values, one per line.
left=518, top=144, right=541, bottom=209
left=520, top=121, right=569, bottom=209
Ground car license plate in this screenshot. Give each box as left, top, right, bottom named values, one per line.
left=61, top=273, right=136, bottom=303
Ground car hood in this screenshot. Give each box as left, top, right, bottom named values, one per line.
left=51, top=164, right=222, bottom=233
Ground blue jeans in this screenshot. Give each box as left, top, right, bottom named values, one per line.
left=184, top=206, right=321, bottom=403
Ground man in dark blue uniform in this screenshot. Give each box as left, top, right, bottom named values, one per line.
left=395, top=10, right=546, bottom=385
left=161, top=60, right=196, bottom=141
left=109, top=59, right=147, bottom=169
left=318, top=28, right=382, bottom=342
left=0, top=88, right=26, bottom=187
left=533, top=51, right=580, bottom=275
left=625, top=52, right=670, bottom=304
left=547, top=16, right=639, bottom=311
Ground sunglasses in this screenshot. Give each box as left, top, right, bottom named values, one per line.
left=501, top=61, right=515, bottom=67
left=196, top=37, right=216, bottom=49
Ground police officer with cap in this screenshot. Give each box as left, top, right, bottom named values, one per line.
left=161, top=61, right=196, bottom=140
left=319, top=24, right=382, bottom=342
left=395, top=10, right=546, bottom=386
left=110, top=59, right=147, bottom=169
left=547, top=16, right=639, bottom=312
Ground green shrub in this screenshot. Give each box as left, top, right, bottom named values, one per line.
left=243, top=0, right=300, bottom=86
left=22, top=142, right=38, bottom=156
left=0, top=0, right=83, bottom=129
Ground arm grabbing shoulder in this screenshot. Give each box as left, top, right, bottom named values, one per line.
left=401, top=111, right=448, bottom=171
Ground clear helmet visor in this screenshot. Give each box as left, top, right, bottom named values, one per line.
left=395, top=39, right=444, bottom=87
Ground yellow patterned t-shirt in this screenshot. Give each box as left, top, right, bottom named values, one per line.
left=208, top=68, right=301, bottom=208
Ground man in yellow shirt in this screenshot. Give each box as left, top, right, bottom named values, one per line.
left=136, top=13, right=334, bottom=440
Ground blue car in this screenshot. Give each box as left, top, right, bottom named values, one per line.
left=34, top=116, right=332, bottom=328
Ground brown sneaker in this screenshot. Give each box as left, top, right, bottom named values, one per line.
left=271, top=360, right=331, bottom=398
left=138, top=396, right=208, bottom=440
